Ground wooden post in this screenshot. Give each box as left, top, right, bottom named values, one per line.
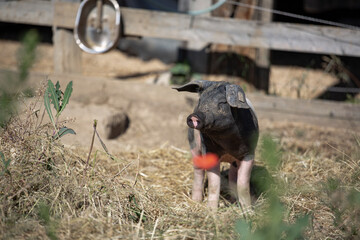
left=178, top=0, right=211, bottom=73
left=253, top=0, right=273, bottom=93
left=53, top=0, right=82, bottom=74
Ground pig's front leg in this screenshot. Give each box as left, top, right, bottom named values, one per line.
left=237, top=158, right=254, bottom=209
left=190, top=129, right=205, bottom=202
left=192, top=166, right=205, bottom=202
left=207, top=163, right=221, bottom=209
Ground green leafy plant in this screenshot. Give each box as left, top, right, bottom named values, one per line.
left=236, top=196, right=309, bottom=240
left=38, top=202, right=58, bottom=240
left=0, top=29, right=39, bottom=127
left=0, top=151, right=11, bottom=176
left=170, top=62, right=191, bottom=85
left=322, top=177, right=360, bottom=238
left=17, top=29, right=39, bottom=83
left=128, top=194, right=147, bottom=223
left=236, top=135, right=309, bottom=240
left=44, top=80, right=75, bottom=139
left=260, top=134, right=282, bottom=171
left=346, top=94, right=360, bottom=104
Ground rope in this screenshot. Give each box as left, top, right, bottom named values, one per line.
left=226, top=0, right=360, bottom=31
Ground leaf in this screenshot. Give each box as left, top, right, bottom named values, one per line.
left=4, top=158, right=11, bottom=169
left=47, top=80, right=60, bottom=113
left=0, top=151, right=11, bottom=176
left=284, top=215, right=309, bottom=240
left=55, top=81, right=62, bottom=103
left=53, top=127, right=76, bottom=140
left=58, top=81, right=73, bottom=117
left=0, top=151, right=5, bottom=163
left=0, top=151, right=10, bottom=169
left=235, top=220, right=253, bottom=240
left=260, top=135, right=282, bottom=171
left=44, top=87, right=56, bottom=128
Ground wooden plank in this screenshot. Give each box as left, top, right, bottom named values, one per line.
left=122, top=8, right=360, bottom=57
left=1, top=2, right=360, bottom=57
left=53, top=27, right=82, bottom=74
left=53, top=1, right=80, bottom=29
left=0, top=1, right=80, bottom=28
left=178, top=0, right=211, bottom=49
left=253, top=0, right=273, bottom=93
left=53, top=0, right=82, bottom=74
left=248, top=93, right=360, bottom=130
left=255, top=108, right=360, bottom=131
left=249, top=93, right=360, bottom=121
left=0, top=1, right=53, bottom=26
left=178, top=0, right=211, bottom=73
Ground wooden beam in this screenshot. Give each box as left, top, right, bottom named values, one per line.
left=53, top=0, right=82, bottom=74
left=178, top=0, right=211, bottom=73
left=122, top=8, right=360, bottom=57
left=53, top=1, right=79, bottom=29
left=1, top=2, right=360, bottom=57
left=0, top=1, right=53, bottom=26
left=53, top=28, right=82, bottom=74
left=250, top=93, right=360, bottom=130
left=253, top=0, right=273, bottom=93
left=249, top=93, right=360, bottom=121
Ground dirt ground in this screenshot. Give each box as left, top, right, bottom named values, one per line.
left=0, top=40, right=356, bottom=154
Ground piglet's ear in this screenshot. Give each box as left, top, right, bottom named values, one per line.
left=173, top=80, right=214, bottom=93
left=226, top=84, right=250, bottom=109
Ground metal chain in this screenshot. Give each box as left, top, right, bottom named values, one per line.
left=226, top=0, right=360, bottom=31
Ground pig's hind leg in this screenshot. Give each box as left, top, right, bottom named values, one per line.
left=228, top=161, right=239, bottom=202
left=237, top=157, right=254, bottom=210
left=228, top=157, right=254, bottom=210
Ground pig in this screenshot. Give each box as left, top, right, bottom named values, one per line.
left=174, top=80, right=259, bottom=210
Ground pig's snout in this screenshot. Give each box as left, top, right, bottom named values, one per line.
left=187, top=112, right=205, bottom=129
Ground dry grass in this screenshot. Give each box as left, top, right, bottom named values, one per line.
left=0, top=94, right=359, bottom=239
left=263, top=123, right=360, bottom=239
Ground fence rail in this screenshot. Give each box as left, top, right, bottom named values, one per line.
left=1, top=1, right=360, bottom=57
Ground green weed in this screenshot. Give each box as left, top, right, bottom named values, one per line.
left=38, top=202, right=58, bottom=240
left=236, top=135, right=309, bottom=239
left=260, top=134, right=282, bottom=172
left=44, top=80, right=75, bottom=139
left=170, top=62, right=191, bottom=85
left=0, top=29, right=39, bottom=127
left=0, top=151, right=11, bottom=177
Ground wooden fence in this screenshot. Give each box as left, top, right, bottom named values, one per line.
left=0, top=1, right=359, bottom=129
left=1, top=1, right=360, bottom=57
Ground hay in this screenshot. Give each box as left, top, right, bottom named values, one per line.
left=0, top=95, right=359, bottom=239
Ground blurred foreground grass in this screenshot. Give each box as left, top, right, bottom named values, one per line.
left=0, top=29, right=38, bottom=127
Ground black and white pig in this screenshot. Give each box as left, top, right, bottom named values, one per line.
left=174, top=80, right=259, bottom=210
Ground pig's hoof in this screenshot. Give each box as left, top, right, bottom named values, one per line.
left=207, top=200, right=218, bottom=210
left=104, top=112, right=130, bottom=139
left=191, top=194, right=203, bottom=203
